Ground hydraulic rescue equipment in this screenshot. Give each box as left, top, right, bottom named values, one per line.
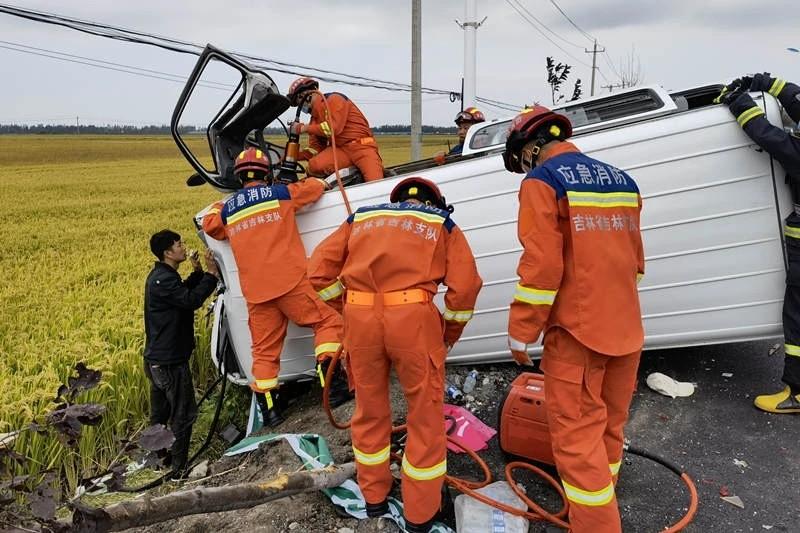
left=276, top=104, right=304, bottom=184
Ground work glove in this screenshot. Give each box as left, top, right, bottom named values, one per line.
left=289, top=121, right=305, bottom=136
left=508, top=335, right=533, bottom=366
left=714, top=82, right=744, bottom=105
left=749, top=72, right=777, bottom=93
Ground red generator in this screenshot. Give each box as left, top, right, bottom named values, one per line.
left=498, top=372, right=555, bottom=465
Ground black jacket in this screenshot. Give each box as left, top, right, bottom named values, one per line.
left=143, top=262, right=217, bottom=364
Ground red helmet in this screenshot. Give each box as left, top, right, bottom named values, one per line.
left=287, top=77, right=319, bottom=106
left=233, top=148, right=271, bottom=178
left=503, top=105, right=572, bottom=173
left=390, top=177, right=452, bottom=212
left=454, top=106, right=485, bottom=125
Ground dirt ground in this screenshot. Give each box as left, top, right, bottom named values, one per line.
left=125, top=340, right=799, bottom=533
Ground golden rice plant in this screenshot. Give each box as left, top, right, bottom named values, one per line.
left=0, top=133, right=455, bottom=491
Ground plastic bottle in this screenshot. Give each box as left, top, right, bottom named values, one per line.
left=454, top=481, right=529, bottom=533
left=462, top=369, right=479, bottom=394
left=445, top=380, right=464, bottom=404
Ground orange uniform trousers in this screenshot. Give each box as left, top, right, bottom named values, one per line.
left=307, top=138, right=384, bottom=182
left=345, top=295, right=447, bottom=525
left=247, top=276, right=343, bottom=392
left=540, top=327, right=641, bottom=533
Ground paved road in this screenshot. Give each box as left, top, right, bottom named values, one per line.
left=445, top=340, right=799, bottom=532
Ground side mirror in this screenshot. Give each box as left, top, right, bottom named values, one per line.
left=187, top=173, right=206, bottom=187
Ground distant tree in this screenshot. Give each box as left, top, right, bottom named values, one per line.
left=546, top=56, right=583, bottom=105
left=617, top=45, right=644, bottom=89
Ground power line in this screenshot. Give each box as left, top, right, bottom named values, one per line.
left=0, top=40, right=234, bottom=90
left=0, top=2, right=521, bottom=107
left=504, top=0, right=592, bottom=68
left=511, top=0, right=584, bottom=49
left=549, top=0, right=596, bottom=42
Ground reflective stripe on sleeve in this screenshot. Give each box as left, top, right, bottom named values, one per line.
left=255, top=378, right=279, bottom=391
left=562, top=479, right=615, bottom=507
left=319, top=121, right=333, bottom=137
left=401, top=456, right=447, bottom=481
left=508, top=336, right=527, bottom=352
left=784, top=225, right=800, bottom=239
left=318, top=280, right=344, bottom=301
left=514, top=283, right=557, bottom=306
left=637, top=272, right=644, bottom=284
left=353, top=444, right=390, bottom=466
left=609, top=461, right=621, bottom=476
left=769, top=78, right=787, bottom=97
left=206, top=208, right=221, bottom=215
left=306, top=146, right=319, bottom=155
left=737, top=107, right=765, bottom=127
left=315, top=342, right=341, bottom=357
left=443, top=307, right=474, bottom=322
left=785, top=344, right=800, bottom=358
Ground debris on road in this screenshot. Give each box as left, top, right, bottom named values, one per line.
left=721, top=495, right=745, bottom=509
left=722, top=372, right=734, bottom=378
left=645, top=372, right=695, bottom=398
left=733, top=459, right=749, bottom=469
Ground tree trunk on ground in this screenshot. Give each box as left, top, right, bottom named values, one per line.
left=70, top=462, right=356, bottom=533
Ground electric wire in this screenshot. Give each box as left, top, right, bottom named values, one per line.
left=511, top=0, right=584, bottom=49
left=549, top=0, right=597, bottom=43
left=0, top=41, right=234, bottom=91
left=0, top=2, right=520, bottom=107
left=504, top=0, right=592, bottom=69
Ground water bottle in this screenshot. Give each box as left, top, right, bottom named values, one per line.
left=463, top=370, right=479, bottom=394
left=445, top=381, right=464, bottom=404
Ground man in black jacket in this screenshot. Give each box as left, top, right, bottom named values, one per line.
left=144, top=229, right=219, bottom=473
left=720, top=73, right=800, bottom=413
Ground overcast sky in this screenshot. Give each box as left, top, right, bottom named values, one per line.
left=0, top=0, right=798, bottom=127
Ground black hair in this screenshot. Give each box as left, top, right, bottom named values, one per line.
left=150, top=229, right=181, bottom=261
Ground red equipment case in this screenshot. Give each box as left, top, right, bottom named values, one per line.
left=498, top=372, right=555, bottom=465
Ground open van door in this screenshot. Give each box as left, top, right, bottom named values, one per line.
left=171, top=45, right=289, bottom=192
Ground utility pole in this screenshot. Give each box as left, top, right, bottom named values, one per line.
left=601, top=83, right=623, bottom=93
left=584, top=39, right=605, bottom=97
left=411, top=0, right=422, bottom=161
left=76, top=116, right=80, bottom=134
left=456, top=0, right=486, bottom=110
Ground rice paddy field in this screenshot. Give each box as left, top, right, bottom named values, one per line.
left=0, top=133, right=456, bottom=490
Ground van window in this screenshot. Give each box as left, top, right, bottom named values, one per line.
left=468, top=88, right=667, bottom=151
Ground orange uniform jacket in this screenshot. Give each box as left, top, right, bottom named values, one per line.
left=508, top=142, right=645, bottom=356
left=202, top=179, right=326, bottom=303
left=309, top=202, right=483, bottom=346
left=299, top=92, right=376, bottom=160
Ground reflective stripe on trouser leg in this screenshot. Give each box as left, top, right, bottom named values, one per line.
left=386, top=303, right=448, bottom=525
left=247, top=300, right=289, bottom=391
left=782, top=283, right=800, bottom=389
left=542, top=327, right=623, bottom=533
left=344, top=305, right=393, bottom=506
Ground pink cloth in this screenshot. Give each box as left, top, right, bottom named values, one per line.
left=443, top=404, right=497, bottom=454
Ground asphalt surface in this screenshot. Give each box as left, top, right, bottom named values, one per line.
left=444, top=340, right=800, bottom=532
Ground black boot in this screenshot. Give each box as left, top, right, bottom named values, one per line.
left=404, top=518, right=433, bottom=533
left=318, top=359, right=355, bottom=408
left=365, top=499, right=389, bottom=518
left=255, top=391, right=285, bottom=428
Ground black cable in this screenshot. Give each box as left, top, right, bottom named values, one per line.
left=504, top=0, right=592, bottom=69
left=549, top=0, right=597, bottom=43
left=0, top=3, right=520, bottom=107
left=511, top=0, right=584, bottom=49
left=626, top=444, right=683, bottom=477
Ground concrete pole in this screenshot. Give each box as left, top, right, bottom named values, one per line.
left=411, top=0, right=422, bottom=161
left=462, top=0, right=477, bottom=109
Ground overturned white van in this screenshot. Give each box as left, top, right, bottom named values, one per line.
left=172, top=46, right=793, bottom=387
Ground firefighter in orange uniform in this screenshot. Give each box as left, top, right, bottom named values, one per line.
left=202, top=148, right=347, bottom=427
left=308, top=177, right=482, bottom=532
left=503, top=106, right=645, bottom=533
left=286, top=77, right=384, bottom=182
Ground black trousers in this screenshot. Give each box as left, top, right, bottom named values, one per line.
left=144, top=361, right=198, bottom=472
left=782, top=214, right=800, bottom=389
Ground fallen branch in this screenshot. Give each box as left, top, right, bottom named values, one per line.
left=71, top=462, right=356, bottom=532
